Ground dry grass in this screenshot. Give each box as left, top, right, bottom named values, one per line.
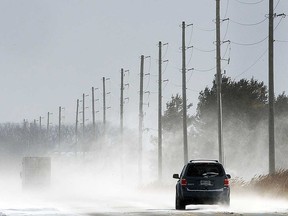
left=231, top=169, right=288, bottom=198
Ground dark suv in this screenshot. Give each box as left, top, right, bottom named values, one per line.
left=173, top=160, right=231, bottom=210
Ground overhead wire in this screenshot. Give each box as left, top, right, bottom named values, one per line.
left=144, top=73, right=151, bottom=92
left=229, top=17, right=267, bottom=26
left=274, top=0, right=281, bottom=10
left=163, top=43, right=169, bottom=59
left=163, top=79, right=169, bottom=90
left=222, top=42, right=231, bottom=59
left=187, top=24, right=194, bottom=47
left=233, top=0, right=265, bottom=5
left=231, top=35, right=268, bottom=46
left=194, top=66, right=217, bottom=73
left=193, top=24, right=216, bottom=32
left=275, top=40, right=288, bottom=43
left=189, top=3, right=230, bottom=74
left=186, top=88, right=200, bottom=94
left=223, top=0, right=230, bottom=19
left=193, top=46, right=216, bottom=53
left=222, top=19, right=230, bottom=40
left=143, top=55, right=152, bottom=92
left=162, top=60, right=169, bottom=74
left=233, top=49, right=267, bottom=79
left=230, top=16, right=284, bottom=46
left=187, top=46, right=194, bottom=67
left=187, top=69, right=195, bottom=83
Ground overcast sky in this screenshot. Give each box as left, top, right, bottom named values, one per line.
left=0, top=0, right=287, bottom=130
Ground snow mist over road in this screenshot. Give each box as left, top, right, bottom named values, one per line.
left=0, top=156, right=287, bottom=216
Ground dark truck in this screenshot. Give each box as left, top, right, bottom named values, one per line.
left=173, top=160, right=231, bottom=210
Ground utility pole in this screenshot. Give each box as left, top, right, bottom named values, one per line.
left=82, top=93, right=85, bottom=137
left=103, top=77, right=106, bottom=125
left=39, top=116, right=43, bottom=130
left=58, top=106, right=62, bottom=146
left=120, top=68, right=124, bottom=181
left=23, top=119, right=28, bottom=128
left=92, top=87, right=96, bottom=138
left=75, top=99, right=79, bottom=154
left=47, top=112, right=50, bottom=132
left=216, top=0, right=224, bottom=164
left=158, top=41, right=163, bottom=181
left=268, top=0, right=275, bottom=174
left=182, top=21, right=188, bottom=164
left=120, top=69, right=124, bottom=143
left=139, top=55, right=144, bottom=184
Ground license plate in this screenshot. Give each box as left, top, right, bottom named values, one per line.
left=200, top=180, right=213, bottom=186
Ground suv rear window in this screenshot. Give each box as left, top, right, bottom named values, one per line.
left=185, top=163, right=224, bottom=177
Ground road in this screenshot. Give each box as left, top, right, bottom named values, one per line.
left=1, top=190, right=288, bottom=216
left=0, top=170, right=287, bottom=216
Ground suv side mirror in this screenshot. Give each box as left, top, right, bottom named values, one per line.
left=173, top=174, right=180, bottom=179
left=226, top=174, right=231, bottom=179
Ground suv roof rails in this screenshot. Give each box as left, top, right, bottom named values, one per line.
left=189, top=159, right=219, bottom=163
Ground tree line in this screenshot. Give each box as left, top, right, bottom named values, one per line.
left=159, top=76, right=288, bottom=177
left=1, top=76, right=288, bottom=177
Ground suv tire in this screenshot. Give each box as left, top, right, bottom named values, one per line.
left=221, top=197, right=230, bottom=207
left=175, top=193, right=186, bottom=210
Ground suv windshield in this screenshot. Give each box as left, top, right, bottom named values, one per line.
left=186, top=163, right=224, bottom=177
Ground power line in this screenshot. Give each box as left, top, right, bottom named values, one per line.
left=162, top=60, right=169, bottom=74
left=186, top=88, right=200, bottom=94
left=187, top=69, right=195, bottom=83
left=193, top=24, right=216, bottom=32
left=229, top=17, right=267, bottom=26
left=223, top=0, right=230, bottom=19
left=192, top=46, right=216, bottom=53
left=222, top=19, right=230, bottom=41
left=275, top=40, right=288, bottom=43
left=231, top=16, right=284, bottom=46
left=144, top=73, right=151, bottom=92
left=234, top=49, right=267, bottom=79
left=222, top=42, right=231, bottom=59
left=163, top=43, right=169, bottom=59
left=231, top=35, right=268, bottom=46
left=187, top=46, right=194, bottom=67
left=274, top=0, right=281, bottom=10
left=187, top=25, right=194, bottom=46
left=234, top=0, right=265, bottom=5
left=194, top=66, right=216, bottom=72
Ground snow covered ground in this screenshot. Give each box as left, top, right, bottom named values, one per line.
left=0, top=160, right=287, bottom=216
left=0, top=187, right=288, bottom=216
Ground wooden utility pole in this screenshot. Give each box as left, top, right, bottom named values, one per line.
left=120, top=69, right=124, bottom=137
left=75, top=99, right=79, bottom=154
left=158, top=41, right=163, bottom=181
left=39, top=116, right=43, bottom=130
left=47, top=112, right=50, bottom=132
left=268, top=0, right=275, bottom=174
left=92, top=87, right=96, bottom=136
left=58, top=106, right=62, bottom=146
left=103, top=77, right=106, bottom=125
left=82, top=93, right=85, bottom=137
left=182, top=22, right=188, bottom=164
left=216, top=0, right=224, bottom=164
left=120, top=68, right=124, bottom=180
left=139, top=55, right=144, bottom=184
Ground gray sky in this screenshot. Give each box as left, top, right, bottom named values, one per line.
left=0, top=0, right=287, bottom=129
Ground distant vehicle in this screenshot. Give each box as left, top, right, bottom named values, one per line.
left=173, top=160, right=231, bottom=210
left=21, top=157, right=51, bottom=190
